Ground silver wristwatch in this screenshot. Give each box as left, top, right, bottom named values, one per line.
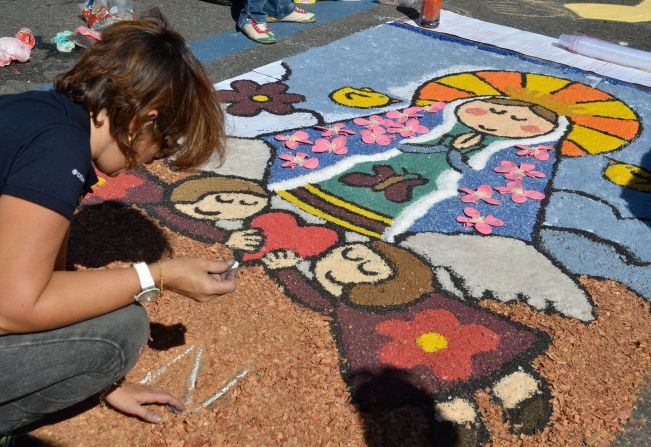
left=133, top=262, right=160, bottom=303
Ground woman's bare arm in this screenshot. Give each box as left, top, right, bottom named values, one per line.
left=0, top=195, right=236, bottom=334
left=54, top=227, right=70, bottom=271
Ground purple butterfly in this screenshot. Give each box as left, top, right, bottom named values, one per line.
left=340, top=164, right=428, bottom=203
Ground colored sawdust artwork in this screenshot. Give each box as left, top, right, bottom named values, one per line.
left=35, top=22, right=651, bottom=447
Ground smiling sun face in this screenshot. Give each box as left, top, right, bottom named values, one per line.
left=175, top=192, right=268, bottom=220
left=456, top=99, right=557, bottom=139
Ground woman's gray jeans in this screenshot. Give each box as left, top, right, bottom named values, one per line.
left=0, top=304, right=149, bottom=432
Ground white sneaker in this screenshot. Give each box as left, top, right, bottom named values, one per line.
left=268, top=8, right=317, bottom=23
left=240, top=17, right=277, bottom=44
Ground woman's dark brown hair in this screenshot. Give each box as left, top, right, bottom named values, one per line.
left=54, top=9, right=225, bottom=170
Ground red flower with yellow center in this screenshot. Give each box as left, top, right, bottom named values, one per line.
left=377, top=309, right=500, bottom=381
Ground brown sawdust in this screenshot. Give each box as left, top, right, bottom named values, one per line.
left=31, top=198, right=651, bottom=446
left=34, top=225, right=366, bottom=447
left=476, top=277, right=651, bottom=447
left=144, top=160, right=198, bottom=184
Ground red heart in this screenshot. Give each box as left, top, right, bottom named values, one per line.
left=243, top=212, right=339, bottom=261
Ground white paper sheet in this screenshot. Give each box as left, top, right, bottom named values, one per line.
left=401, top=11, right=651, bottom=88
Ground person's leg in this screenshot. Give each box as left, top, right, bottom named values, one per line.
left=262, top=0, right=295, bottom=19
left=238, top=0, right=270, bottom=27
left=0, top=304, right=149, bottom=432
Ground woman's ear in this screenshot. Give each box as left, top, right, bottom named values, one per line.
left=128, top=110, right=159, bottom=134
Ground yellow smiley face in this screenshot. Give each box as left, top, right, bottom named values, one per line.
left=605, top=162, right=651, bottom=192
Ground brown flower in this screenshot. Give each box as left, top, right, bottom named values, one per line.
left=218, top=79, right=305, bottom=117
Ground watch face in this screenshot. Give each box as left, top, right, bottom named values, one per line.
left=136, top=288, right=160, bottom=303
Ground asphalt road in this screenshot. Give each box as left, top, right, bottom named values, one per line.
left=0, top=0, right=649, bottom=444
left=1, top=0, right=649, bottom=94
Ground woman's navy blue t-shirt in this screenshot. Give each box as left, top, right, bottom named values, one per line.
left=0, top=90, right=98, bottom=220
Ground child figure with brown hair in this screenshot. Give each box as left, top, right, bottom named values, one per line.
left=238, top=0, right=316, bottom=44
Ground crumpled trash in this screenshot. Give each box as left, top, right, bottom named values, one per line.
left=71, top=26, right=102, bottom=48
left=15, top=29, right=36, bottom=49
left=52, top=30, right=75, bottom=52
left=75, top=26, right=102, bottom=41
left=80, top=0, right=135, bottom=31
left=51, top=26, right=102, bottom=53
left=0, top=28, right=35, bottom=67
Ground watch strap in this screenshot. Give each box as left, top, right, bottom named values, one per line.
left=133, top=262, right=156, bottom=290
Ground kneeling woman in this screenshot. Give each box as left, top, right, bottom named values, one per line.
left=0, top=11, right=236, bottom=434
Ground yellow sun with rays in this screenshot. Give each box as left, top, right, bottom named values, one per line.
left=412, top=71, right=641, bottom=156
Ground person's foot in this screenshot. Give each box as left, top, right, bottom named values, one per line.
left=240, top=17, right=277, bottom=44
left=268, top=8, right=317, bottom=23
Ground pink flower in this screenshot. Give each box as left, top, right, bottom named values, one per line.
left=278, top=152, right=319, bottom=169
left=459, top=185, right=502, bottom=205
left=382, top=119, right=400, bottom=130
left=493, top=161, right=545, bottom=182
left=456, top=207, right=504, bottom=235
left=422, top=101, right=446, bottom=113
left=385, top=107, right=424, bottom=123
left=495, top=182, right=545, bottom=204
left=274, top=130, right=313, bottom=149
left=353, top=115, right=393, bottom=129
left=311, top=136, right=349, bottom=155
left=360, top=126, right=395, bottom=146
left=515, top=144, right=552, bottom=161
left=314, top=123, right=356, bottom=137
left=387, top=118, right=429, bottom=138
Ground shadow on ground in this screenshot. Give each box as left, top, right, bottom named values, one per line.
left=619, top=147, right=651, bottom=229
left=352, top=367, right=484, bottom=447
left=67, top=201, right=171, bottom=269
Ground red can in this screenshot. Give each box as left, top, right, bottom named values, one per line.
left=15, top=28, right=36, bottom=49
left=420, top=0, right=442, bottom=28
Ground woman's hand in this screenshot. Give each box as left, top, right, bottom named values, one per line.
left=103, top=381, right=185, bottom=423
left=161, top=257, right=238, bottom=302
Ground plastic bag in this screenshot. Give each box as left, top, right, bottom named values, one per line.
left=80, top=0, right=135, bottom=31
left=0, top=28, right=35, bottom=67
